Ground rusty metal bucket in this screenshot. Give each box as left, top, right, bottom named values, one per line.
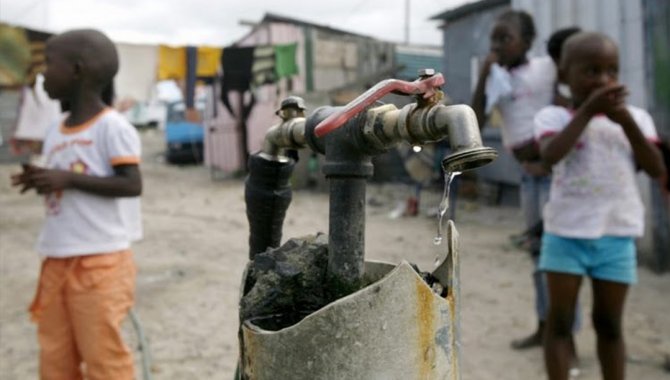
left=240, top=222, right=461, bottom=380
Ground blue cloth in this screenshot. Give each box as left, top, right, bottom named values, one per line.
left=540, top=233, right=637, bottom=284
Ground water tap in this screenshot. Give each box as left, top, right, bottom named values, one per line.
left=308, top=69, right=497, bottom=173
left=260, top=96, right=308, bottom=161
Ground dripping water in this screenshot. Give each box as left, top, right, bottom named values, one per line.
left=433, top=171, right=461, bottom=266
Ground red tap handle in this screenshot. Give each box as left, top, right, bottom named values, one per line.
left=314, top=74, right=445, bottom=138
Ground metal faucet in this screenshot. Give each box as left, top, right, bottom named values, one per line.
left=255, top=70, right=497, bottom=298
left=259, top=96, right=308, bottom=161
left=312, top=71, right=497, bottom=172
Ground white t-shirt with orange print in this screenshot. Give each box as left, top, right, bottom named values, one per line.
left=37, top=108, right=142, bottom=257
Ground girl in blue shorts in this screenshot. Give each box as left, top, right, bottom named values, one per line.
left=534, top=32, right=666, bottom=380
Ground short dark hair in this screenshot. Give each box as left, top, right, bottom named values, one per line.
left=49, top=29, right=119, bottom=90
left=560, top=32, right=618, bottom=71
left=547, top=27, right=581, bottom=63
left=497, top=10, right=536, bottom=45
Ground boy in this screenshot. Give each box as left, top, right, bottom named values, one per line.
left=535, top=32, right=665, bottom=379
left=11, top=29, right=142, bottom=380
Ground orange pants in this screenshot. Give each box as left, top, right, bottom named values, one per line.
left=29, top=250, right=136, bottom=380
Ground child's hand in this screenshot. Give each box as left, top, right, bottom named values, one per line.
left=605, top=98, right=633, bottom=126
left=10, top=163, right=38, bottom=194
left=28, top=168, right=73, bottom=194
left=582, top=84, right=627, bottom=116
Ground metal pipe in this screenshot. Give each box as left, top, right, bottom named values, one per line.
left=327, top=178, right=367, bottom=296
left=245, top=155, right=295, bottom=259
left=245, top=98, right=307, bottom=259
left=260, top=117, right=307, bottom=160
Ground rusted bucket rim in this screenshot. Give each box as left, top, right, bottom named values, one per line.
left=243, top=260, right=449, bottom=335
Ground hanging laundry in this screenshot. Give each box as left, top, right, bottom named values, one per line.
left=220, top=46, right=255, bottom=118
left=197, top=47, right=222, bottom=78
left=252, top=45, right=276, bottom=87
left=115, top=43, right=159, bottom=102
left=158, top=45, right=186, bottom=80
left=185, top=46, right=198, bottom=117
left=274, top=43, right=298, bottom=79
left=221, top=46, right=254, bottom=91
left=12, top=73, right=62, bottom=153
left=0, top=24, right=31, bottom=87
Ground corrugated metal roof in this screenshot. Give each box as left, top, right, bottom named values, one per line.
left=430, top=0, right=510, bottom=22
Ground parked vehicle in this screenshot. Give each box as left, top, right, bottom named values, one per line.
left=165, top=101, right=204, bottom=164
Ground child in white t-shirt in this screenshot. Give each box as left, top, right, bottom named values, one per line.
left=471, top=9, right=557, bottom=350
left=11, top=29, right=142, bottom=380
left=535, top=32, right=665, bottom=379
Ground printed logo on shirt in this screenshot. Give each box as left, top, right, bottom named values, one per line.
left=47, top=138, right=93, bottom=162
left=70, top=159, right=88, bottom=174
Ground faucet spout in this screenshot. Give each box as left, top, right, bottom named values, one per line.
left=433, top=105, right=498, bottom=172
left=361, top=103, right=498, bottom=171
left=260, top=117, right=307, bottom=160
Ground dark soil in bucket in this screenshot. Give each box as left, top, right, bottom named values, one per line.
left=240, top=234, right=331, bottom=328
left=240, top=233, right=447, bottom=331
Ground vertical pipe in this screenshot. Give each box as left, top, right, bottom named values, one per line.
left=245, top=155, right=295, bottom=259
left=327, top=177, right=367, bottom=298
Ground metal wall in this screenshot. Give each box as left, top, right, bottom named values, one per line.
left=643, top=0, right=670, bottom=271
left=395, top=44, right=443, bottom=81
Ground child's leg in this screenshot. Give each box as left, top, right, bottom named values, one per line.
left=587, top=235, right=636, bottom=380
left=32, top=259, right=84, bottom=380
left=512, top=174, right=547, bottom=349
left=544, top=272, right=582, bottom=380
left=591, top=279, right=629, bottom=380
left=67, top=250, right=136, bottom=380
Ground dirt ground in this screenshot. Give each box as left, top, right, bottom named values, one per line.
left=1, top=130, right=669, bottom=380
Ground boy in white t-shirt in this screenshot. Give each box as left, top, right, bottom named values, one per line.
left=535, top=32, right=665, bottom=379
left=11, top=29, right=141, bottom=380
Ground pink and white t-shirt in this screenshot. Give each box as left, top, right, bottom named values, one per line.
left=37, top=108, right=142, bottom=257
left=487, top=56, right=556, bottom=149
left=534, top=105, right=659, bottom=239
